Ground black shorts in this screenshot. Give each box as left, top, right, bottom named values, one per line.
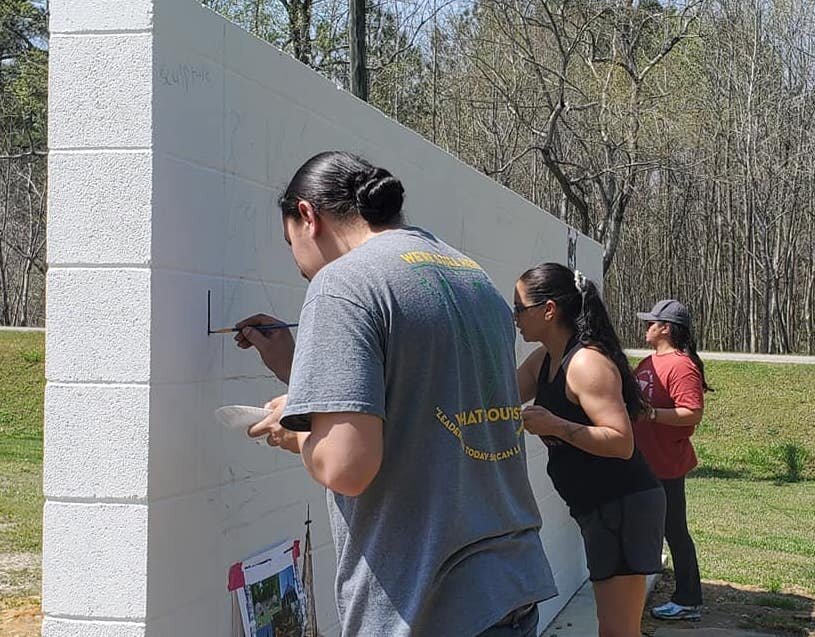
left=574, top=487, right=666, bottom=582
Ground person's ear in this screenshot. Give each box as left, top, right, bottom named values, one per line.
left=296, top=200, right=321, bottom=239
left=544, top=299, right=557, bottom=322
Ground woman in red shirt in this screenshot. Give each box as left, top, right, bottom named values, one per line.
left=633, top=299, right=711, bottom=621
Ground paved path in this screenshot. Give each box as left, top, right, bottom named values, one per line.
left=542, top=581, right=781, bottom=637
left=544, top=572, right=662, bottom=636
left=0, top=326, right=44, bottom=332
left=626, top=349, right=815, bottom=365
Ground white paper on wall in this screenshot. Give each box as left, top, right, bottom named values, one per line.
left=228, top=539, right=306, bottom=637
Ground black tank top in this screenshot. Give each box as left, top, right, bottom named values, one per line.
left=535, top=337, right=658, bottom=516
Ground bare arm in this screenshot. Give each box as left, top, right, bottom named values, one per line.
left=250, top=397, right=384, bottom=497
left=523, top=349, right=633, bottom=459
left=564, top=350, right=633, bottom=458
left=299, top=412, right=384, bottom=496
left=517, top=346, right=546, bottom=403
left=649, top=406, right=703, bottom=427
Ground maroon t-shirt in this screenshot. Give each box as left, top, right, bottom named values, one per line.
left=633, top=351, right=704, bottom=479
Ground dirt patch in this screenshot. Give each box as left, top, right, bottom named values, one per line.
left=644, top=571, right=815, bottom=637
left=0, top=597, right=41, bottom=637
left=0, top=553, right=40, bottom=598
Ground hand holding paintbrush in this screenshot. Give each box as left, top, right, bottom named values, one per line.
left=233, top=313, right=296, bottom=384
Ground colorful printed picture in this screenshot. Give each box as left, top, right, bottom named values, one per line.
left=230, top=540, right=306, bottom=637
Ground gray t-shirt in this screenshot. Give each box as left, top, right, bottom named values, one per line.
left=281, top=227, right=557, bottom=636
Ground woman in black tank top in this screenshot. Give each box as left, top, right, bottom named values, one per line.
left=514, top=263, right=665, bottom=637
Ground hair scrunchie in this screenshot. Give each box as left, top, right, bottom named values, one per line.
left=573, top=269, right=587, bottom=293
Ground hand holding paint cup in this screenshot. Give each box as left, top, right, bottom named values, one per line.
left=235, top=313, right=295, bottom=382
left=247, top=394, right=301, bottom=453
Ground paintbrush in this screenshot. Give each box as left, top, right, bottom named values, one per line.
left=209, top=323, right=298, bottom=334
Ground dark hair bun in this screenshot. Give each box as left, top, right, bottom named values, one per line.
left=353, top=168, right=404, bottom=224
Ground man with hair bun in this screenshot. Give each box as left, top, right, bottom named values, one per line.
left=236, top=152, right=557, bottom=636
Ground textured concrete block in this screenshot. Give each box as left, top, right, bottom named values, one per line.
left=577, top=233, right=604, bottom=292
left=311, top=542, right=340, bottom=633
left=147, top=381, right=223, bottom=500
left=47, top=151, right=152, bottom=265
left=153, top=54, right=223, bottom=169
left=45, top=268, right=151, bottom=383
left=221, top=72, right=281, bottom=186
left=222, top=175, right=304, bottom=283
left=146, top=472, right=325, bottom=619
left=538, top=490, right=573, bottom=535
left=44, top=383, right=150, bottom=499
left=50, top=0, right=154, bottom=33
left=149, top=272, right=223, bottom=384
left=49, top=35, right=152, bottom=149
left=42, top=617, right=146, bottom=637
left=147, top=377, right=297, bottom=500
left=390, top=165, right=466, bottom=248
left=462, top=205, right=546, bottom=267
left=42, top=502, right=148, bottom=618
left=151, top=156, right=226, bottom=273
left=144, top=595, right=231, bottom=637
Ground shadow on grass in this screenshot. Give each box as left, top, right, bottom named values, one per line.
left=644, top=569, right=815, bottom=636
left=688, top=466, right=747, bottom=479
left=688, top=465, right=814, bottom=483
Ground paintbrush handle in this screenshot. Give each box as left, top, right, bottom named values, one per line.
left=255, top=323, right=298, bottom=331
left=211, top=323, right=298, bottom=334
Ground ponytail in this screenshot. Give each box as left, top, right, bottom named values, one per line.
left=520, top=263, right=646, bottom=419
left=576, top=279, right=647, bottom=418
left=667, top=323, right=713, bottom=392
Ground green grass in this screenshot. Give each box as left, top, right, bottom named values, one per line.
left=629, top=358, right=815, bottom=595
left=687, top=478, right=815, bottom=593
left=694, top=361, right=815, bottom=483
left=0, top=331, right=45, bottom=555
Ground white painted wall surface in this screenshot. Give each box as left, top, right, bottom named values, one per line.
left=44, top=1, right=603, bottom=635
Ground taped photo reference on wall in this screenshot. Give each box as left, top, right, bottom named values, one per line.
left=228, top=539, right=307, bottom=637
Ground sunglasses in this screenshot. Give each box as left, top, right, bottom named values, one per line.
left=513, top=299, right=549, bottom=316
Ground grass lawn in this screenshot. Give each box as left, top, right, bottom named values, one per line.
left=624, top=359, right=815, bottom=598
left=0, top=331, right=45, bottom=607
left=689, top=361, right=815, bottom=595
left=0, top=336, right=813, bottom=611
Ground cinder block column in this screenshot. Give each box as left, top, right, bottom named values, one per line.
left=44, top=2, right=154, bottom=635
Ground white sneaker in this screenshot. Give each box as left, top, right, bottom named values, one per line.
left=650, top=601, right=702, bottom=621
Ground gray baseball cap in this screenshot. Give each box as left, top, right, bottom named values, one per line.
left=636, top=299, right=690, bottom=327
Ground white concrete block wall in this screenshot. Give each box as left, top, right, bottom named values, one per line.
left=45, top=0, right=602, bottom=635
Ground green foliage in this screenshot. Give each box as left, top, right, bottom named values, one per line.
left=690, top=361, right=815, bottom=482
left=201, top=0, right=287, bottom=48
left=0, top=0, right=48, bottom=152
left=772, top=442, right=810, bottom=483
left=0, top=332, right=44, bottom=555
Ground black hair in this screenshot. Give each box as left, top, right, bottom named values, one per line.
left=520, top=262, right=646, bottom=419
left=665, top=322, right=713, bottom=392
left=278, top=151, right=405, bottom=226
